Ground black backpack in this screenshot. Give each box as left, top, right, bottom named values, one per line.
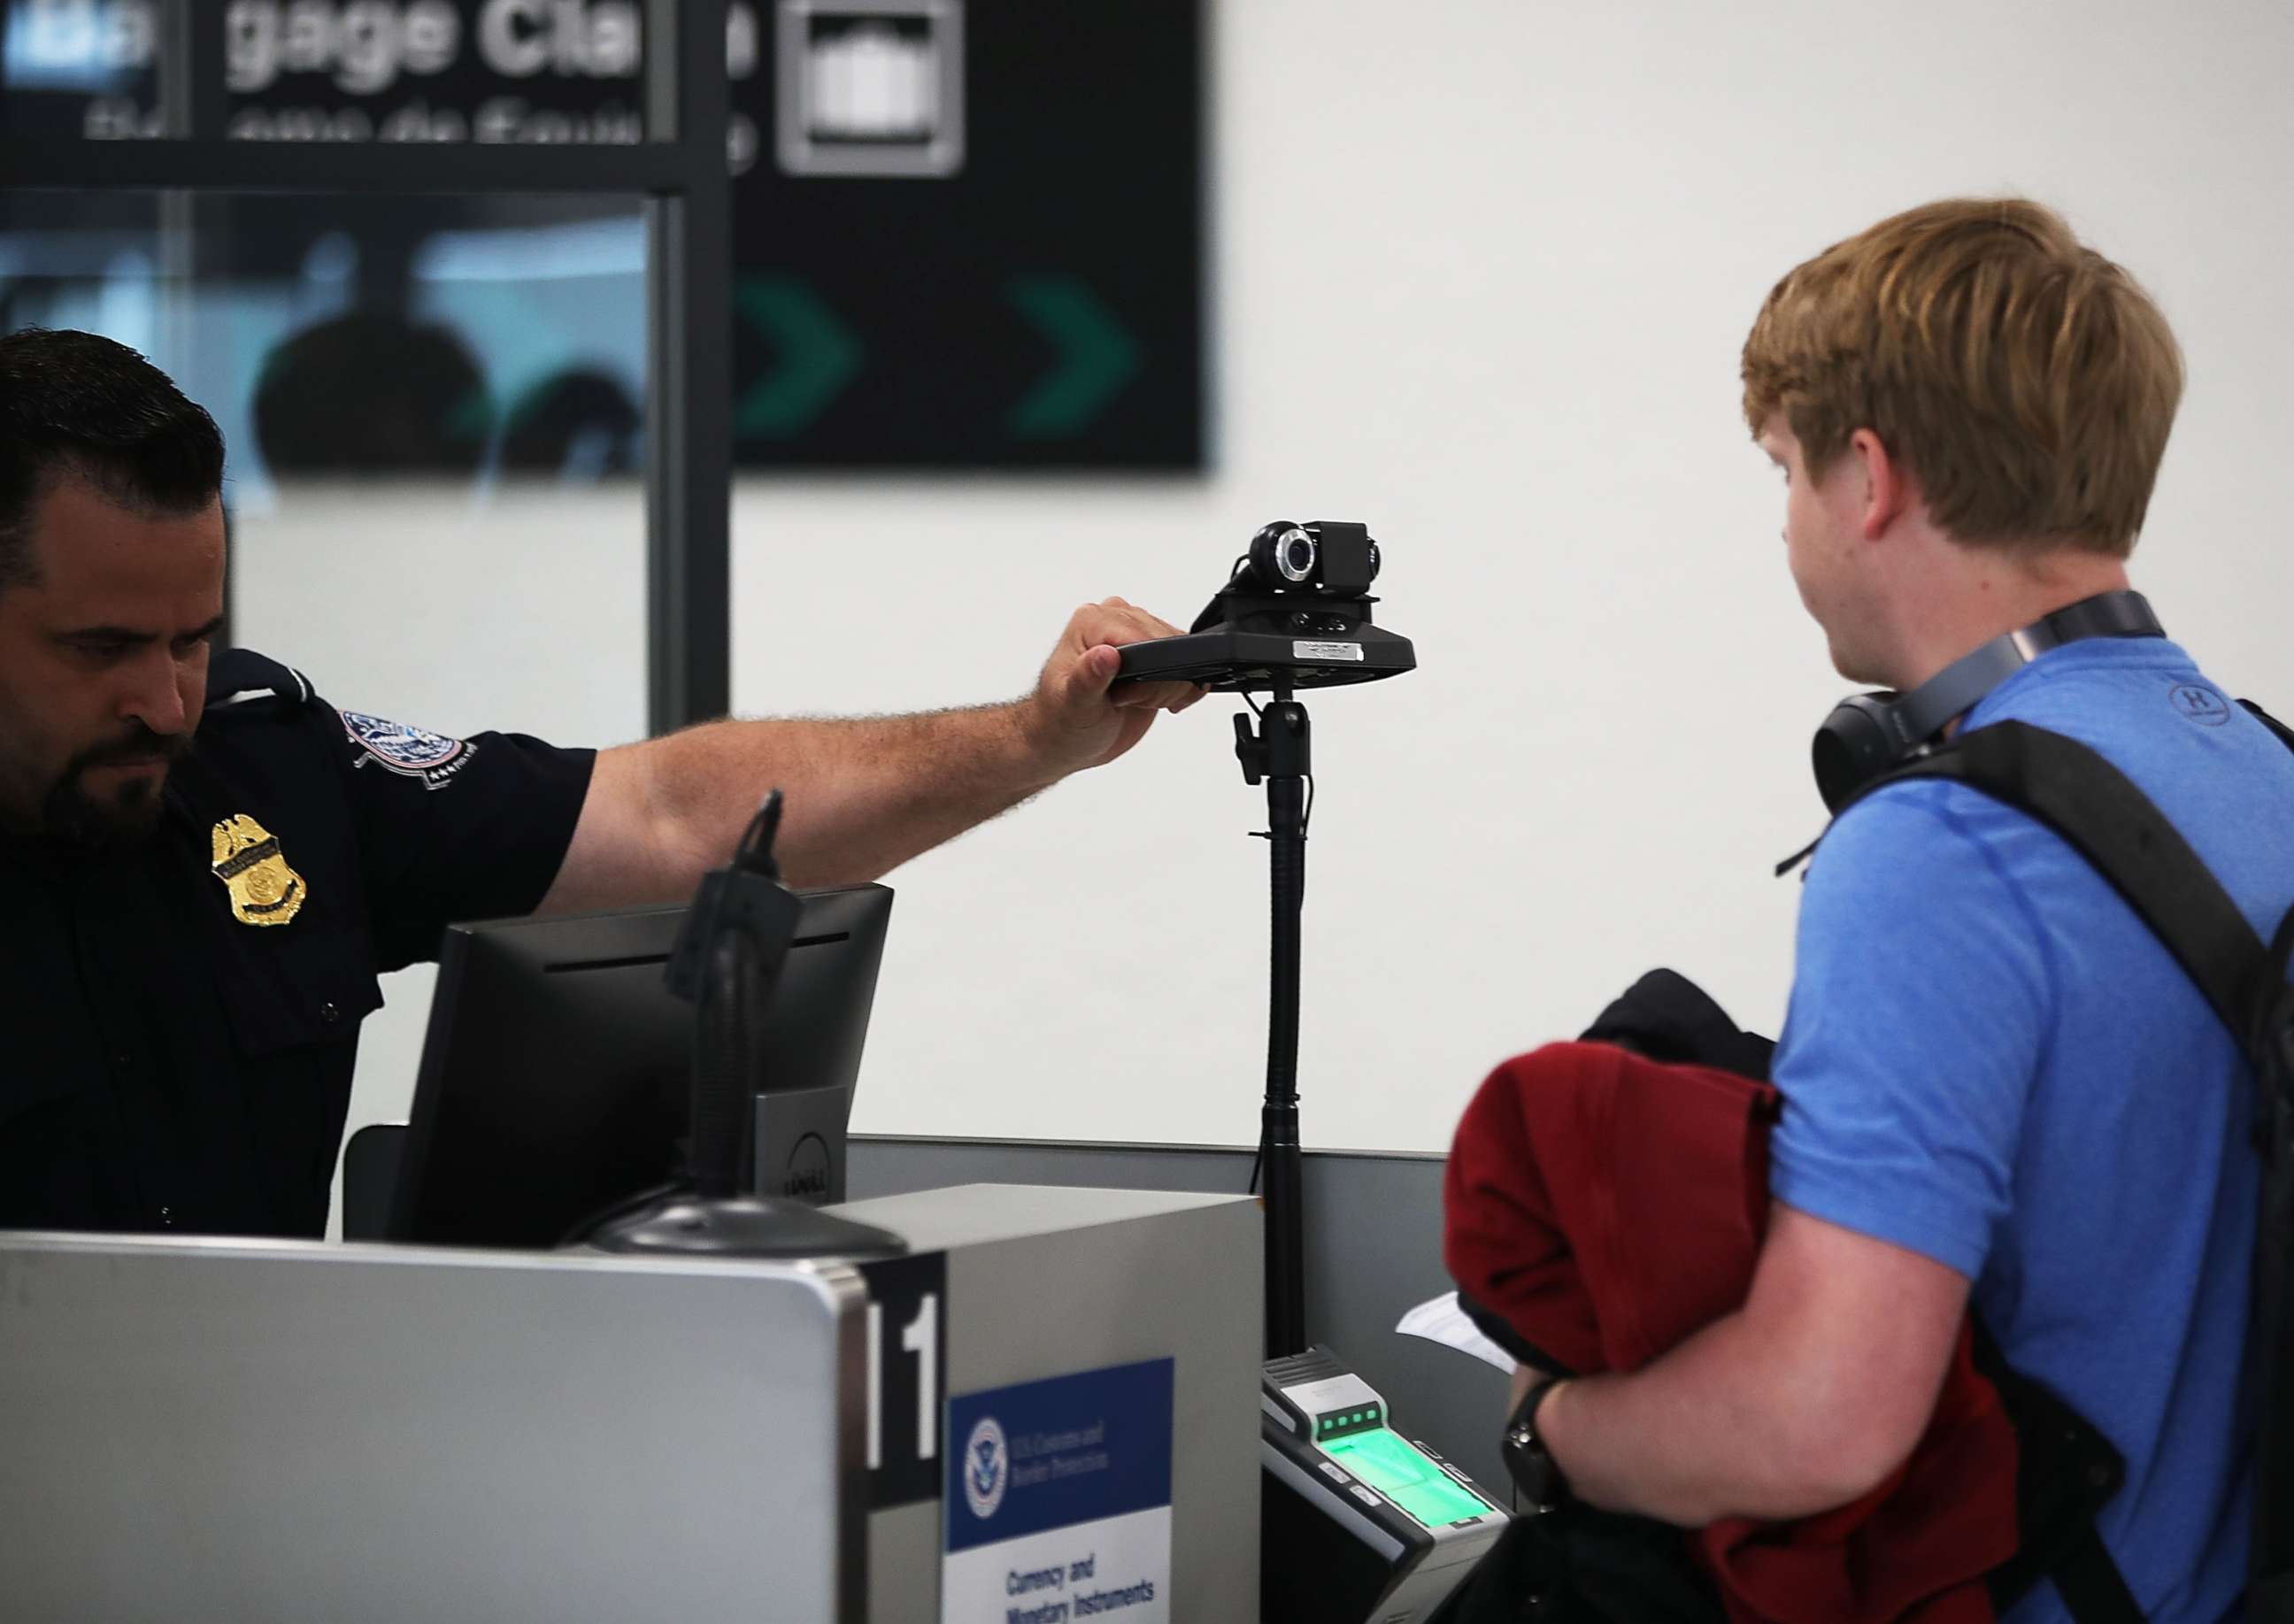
left=1835, top=712, right=2294, bottom=1622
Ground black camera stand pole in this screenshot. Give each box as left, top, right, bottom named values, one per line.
left=1236, top=684, right=1311, bottom=1359
left=1118, top=519, right=1415, bottom=1362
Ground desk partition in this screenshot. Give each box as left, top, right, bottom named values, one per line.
left=848, top=1135, right=1512, bottom=1497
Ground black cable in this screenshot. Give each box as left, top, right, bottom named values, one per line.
left=735, top=789, right=784, bottom=876
left=1267, top=787, right=1305, bottom=1108
left=1261, top=770, right=1309, bottom=1354
left=690, top=929, right=757, bottom=1199
left=1241, top=696, right=1272, bottom=1198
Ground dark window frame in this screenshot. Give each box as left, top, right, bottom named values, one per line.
left=0, top=0, right=733, bottom=735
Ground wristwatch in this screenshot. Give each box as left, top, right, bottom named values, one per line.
left=1501, top=1374, right=1572, bottom=1514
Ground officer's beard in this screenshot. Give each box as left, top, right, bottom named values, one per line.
left=40, top=726, right=192, bottom=849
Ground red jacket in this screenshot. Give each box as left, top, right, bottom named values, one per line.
left=1444, top=1040, right=2021, bottom=1624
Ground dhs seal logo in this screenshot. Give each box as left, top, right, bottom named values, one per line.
left=963, top=1415, right=1009, bottom=1520
left=339, top=710, right=477, bottom=789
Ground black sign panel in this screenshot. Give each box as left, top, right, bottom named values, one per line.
left=1, top=0, right=1205, bottom=471
left=731, top=2, right=1202, bottom=469
left=858, top=1248, right=949, bottom=1510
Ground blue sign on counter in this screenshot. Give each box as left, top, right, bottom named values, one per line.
left=940, top=1358, right=1174, bottom=1623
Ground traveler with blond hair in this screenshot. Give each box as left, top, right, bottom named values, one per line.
left=1513, top=200, right=2293, bottom=1622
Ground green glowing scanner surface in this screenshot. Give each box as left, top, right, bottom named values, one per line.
left=1319, top=1428, right=1490, bottom=1528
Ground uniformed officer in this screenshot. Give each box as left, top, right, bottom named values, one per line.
left=0, top=327, right=1201, bottom=1239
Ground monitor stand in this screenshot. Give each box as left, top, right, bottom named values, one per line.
left=752, top=1081, right=853, bottom=1205
left=573, top=789, right=905, bottom=1264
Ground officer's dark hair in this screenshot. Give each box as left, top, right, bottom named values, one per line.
left=0, top=327, right=226, bottom=593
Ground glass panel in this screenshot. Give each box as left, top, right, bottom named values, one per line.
left=0, top=187, right=650, bottom=1231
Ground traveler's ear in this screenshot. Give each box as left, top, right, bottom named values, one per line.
left=1848, top=427, right=1915, bottom=541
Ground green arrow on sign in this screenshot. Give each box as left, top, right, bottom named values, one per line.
left=1005, top=275, right=1142, bottom=438
left=735, top=275, right=862, bottom=437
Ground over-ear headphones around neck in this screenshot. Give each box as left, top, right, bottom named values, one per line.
left=1812, top=589, right=2164, bottom=812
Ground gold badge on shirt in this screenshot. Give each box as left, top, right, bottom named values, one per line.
left=210, top=813, right=307, bottom=927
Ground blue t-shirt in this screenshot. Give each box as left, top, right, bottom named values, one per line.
left=1770, top=636, right=2294, bottom=1624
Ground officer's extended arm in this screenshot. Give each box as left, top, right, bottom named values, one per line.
left=536, top=598, right=1199, bottom=910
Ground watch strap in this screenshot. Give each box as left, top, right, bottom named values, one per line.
left=1502, top=1374, right=1572, bottom=1512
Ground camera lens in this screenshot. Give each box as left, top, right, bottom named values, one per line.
left=1247, top=520, right=1323, bottom=589
left=1275, top=527, right=1316, bottom=583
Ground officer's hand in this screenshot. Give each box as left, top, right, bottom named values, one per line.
left=1020, top=597, right=1205, bottom=780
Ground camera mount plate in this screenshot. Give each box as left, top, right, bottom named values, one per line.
left=1114, top=592, right=1416, bottom=693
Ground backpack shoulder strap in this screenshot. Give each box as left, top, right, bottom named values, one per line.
left=2242, top=700, right=2294, bottom=756
left=2247, top=906, right=2294, bottom=1622
left=1840, top=720, right=2271, bottom=1051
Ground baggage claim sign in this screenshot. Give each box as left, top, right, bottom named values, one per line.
left=12, top=0, right=1205, bottom=470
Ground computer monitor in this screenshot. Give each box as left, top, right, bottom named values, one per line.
left=388, top=883, right=894, bottom=1250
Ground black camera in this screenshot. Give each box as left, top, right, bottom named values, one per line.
left=1113, top=519, right=1414, bottom=693
left=1242, top=521, right=1382, bottom=595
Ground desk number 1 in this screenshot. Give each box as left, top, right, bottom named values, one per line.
left=866, top=1291, right=940, bottom=1470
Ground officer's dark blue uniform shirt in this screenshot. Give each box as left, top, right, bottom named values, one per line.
left=0, top=649, right=595, bottom=1239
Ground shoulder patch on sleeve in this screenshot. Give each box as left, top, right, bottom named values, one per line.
left=338, top=709, right=478, bottom=791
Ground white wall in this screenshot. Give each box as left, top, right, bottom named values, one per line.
left=235, top=0, right=2294, bottom=1220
